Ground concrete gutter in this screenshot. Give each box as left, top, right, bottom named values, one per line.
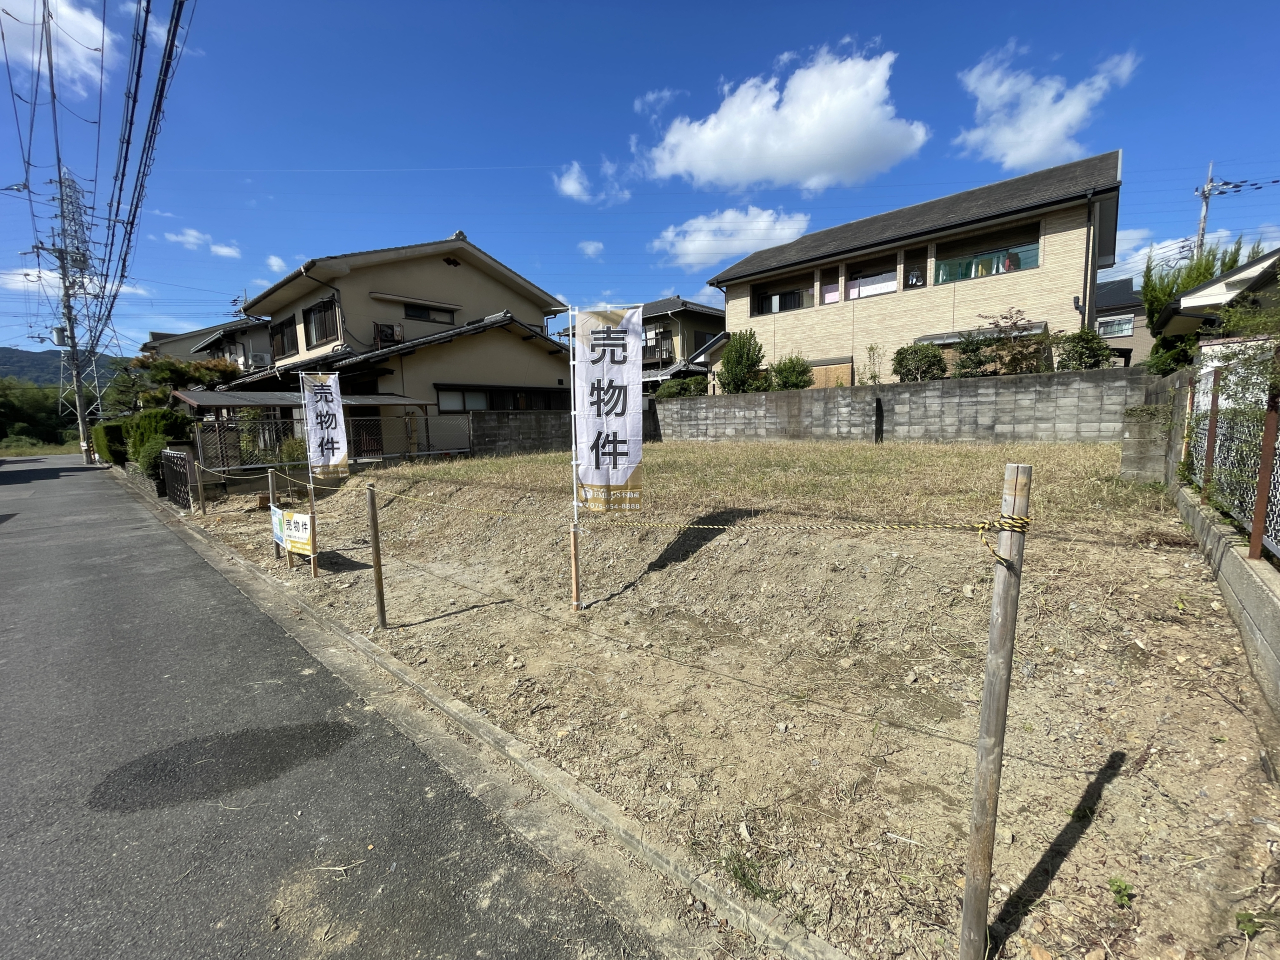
left=1174, top=484, right=1280, bottom=761
left=114, top=474, right=853, bottom=960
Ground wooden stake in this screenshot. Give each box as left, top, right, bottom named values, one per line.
left=1202, top=368, right=1221, bottom=504
left=570, top=522, right=581, bottom=611
left=959, top=463, right=1033, bottom=960
left=193, top=455, right=206, bottom=516
left=309, top=482, right=319, bottom=579
left=269, top=468, right=280, bottom=558
left=367, top=483, right=387, bottom=629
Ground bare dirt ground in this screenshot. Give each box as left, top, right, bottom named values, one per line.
left=194, top=441, right=1280, bottom=960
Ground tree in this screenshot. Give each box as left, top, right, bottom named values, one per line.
left=717, top=330, right=768, bottom=394
left=102, top=355, right=242, bottom=415
left=0, top=377, right=74, bottom=444
left=1056, top=329, right=1112, bottom=370
left=770, top=354, right=814, bottom=391
left=1141, top=237, right=1252, bottom=376
left=655, top=375, right=708, bottom=399
left=891, top=343, right=948, bottom=382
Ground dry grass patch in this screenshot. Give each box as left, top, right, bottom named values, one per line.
left=195, top=441, right=1280, bottom=960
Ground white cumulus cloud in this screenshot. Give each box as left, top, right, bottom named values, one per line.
left=1, top=0, right=119, bottom=97
left=578, top=240, right=604, bottom=259
left=210, top=243, right=241, bottom=259
left=634, top=88, right=682, bottom=119
left=647, top=48, right=927, bottom=191
left=266, top=255, right=287, bottom=273
left=250, top=279, right=271, bottom=288
left=954, top=44, right=1138, bottom=171
left=553, top=160, right=630, bottom=205
left=165, top=227, right=211, bottom=250
left=650, top=206, right=810, bottom=272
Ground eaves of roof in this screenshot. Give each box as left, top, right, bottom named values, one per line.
left=641, top=296, right=726, bottom=320
left=189, top=317, right=268, bottom=353
left=707, top=151, right=1122, bottom=286
left=1153, top=248, right=1280, bottom=335
left=332, top=311, right=567, bottom=369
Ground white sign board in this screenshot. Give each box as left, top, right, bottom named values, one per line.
left=573, top=307, right=643, bottom=512
left=271, top=504, right=315, bottom=557
left=301, top=373, right=349, bottom=480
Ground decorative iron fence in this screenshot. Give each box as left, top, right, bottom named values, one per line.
left=1188, top=357, right=1279, bottom=558
left=193, top=415, right=470, bottom=472
left=161, top=449, right=192, bottom=510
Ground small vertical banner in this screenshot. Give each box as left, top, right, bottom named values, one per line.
left=574, top=307, right=643, bottom=512
left=301, top=373, right=349, bottom=479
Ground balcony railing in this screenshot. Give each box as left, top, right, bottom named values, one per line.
left=934, top=242, right=1039, bottom=285
left=643, top=339, right=675, bottom=363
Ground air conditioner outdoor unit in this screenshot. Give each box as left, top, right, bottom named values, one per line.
left=250, top=352, right=271, bottom=367
left=376, top=323, right=404, bottom=348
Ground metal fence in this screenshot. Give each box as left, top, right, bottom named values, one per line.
left=1188, top=358, right=1279, bottom=558
left=161, top=449, right=192, bottom=510
left=194, top=415, right=471, bottom=472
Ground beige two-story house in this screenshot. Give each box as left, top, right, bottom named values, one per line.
left=218, top=232, right=570, bottom=413
left=706, top=152, right=1123, bottom=386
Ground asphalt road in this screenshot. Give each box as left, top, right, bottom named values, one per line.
left=0, top=456, right=657, bottom=959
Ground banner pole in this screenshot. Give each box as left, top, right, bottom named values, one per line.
left=569, top=306, right=582, bottom=611
left=300, top=372, right=319, bottom=579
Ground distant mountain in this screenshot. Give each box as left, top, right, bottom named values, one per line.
left=0, top=347, right=64, bottom=385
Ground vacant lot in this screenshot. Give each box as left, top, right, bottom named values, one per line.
left=197, top=441, right=1280, bottom=959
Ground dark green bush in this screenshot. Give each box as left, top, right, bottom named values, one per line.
left=135, top=435, right=168, bottom=483
left=770, top=354, right=814, bottom=391
left=91, top=422, right=128, bottom=465
left=891, top=343, right=948, bottom=382
left=655, top=376, right=709, bottom=399
left=122, top=408, right=191, bottom=460
left=1056, top=329, right=1112, bottom=370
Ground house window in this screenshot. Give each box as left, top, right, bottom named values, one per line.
left=845, top=254, right=898, bottom=300
left=934, top=222, right=1040, bottom=285
left=751, top=272, right=814, bottom=316
left=271, top=315, right=298, bottom=360
left=820, top=267, right=840, bottom=305
left=303, top=299, right=339, bottom=348
left=903, top=246, right=928, bottom=290
left=694, top=330, right=714, bottom=351
left=1098, top=315, right=1135, bottom=338
left=644, top=326, right=674, bottom=363
left=404, top=302, right=455, bottom=325
left=437, top=390, right=488, bottom=412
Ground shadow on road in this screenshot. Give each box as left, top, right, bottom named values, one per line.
left=986, top=750, right=1127, bottom=956
left=88, top=721, right=357, bottom=813
left=0, top=465, right=101, bottom=486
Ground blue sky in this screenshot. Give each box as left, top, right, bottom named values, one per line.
left=2, top=0, right=1279, bottom=355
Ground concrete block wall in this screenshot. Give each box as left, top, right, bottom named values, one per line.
left=656, top=367, right=1154, bottom=444
left=469, top=411, right=570, bottom=458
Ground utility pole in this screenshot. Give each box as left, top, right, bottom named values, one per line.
left=1194, top=161, right=1214, bottom=260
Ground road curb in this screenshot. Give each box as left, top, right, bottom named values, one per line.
left=110, top=472, right=854, bottom=960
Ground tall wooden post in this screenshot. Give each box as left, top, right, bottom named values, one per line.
left=959, top=463, right=1033, bottom=960
left=1202, top=368, right=1221, bottom=503
left=367, top=483, right=387, bottom=629
left=570, top=523, right=582, bottom=611
left=192, top=455, right=206, bottom=516
left=308, top=482, right=319, bottom=579
left=268, top=468, right=280, bottom=558
left=1249, top=353, right=1280, bottom=561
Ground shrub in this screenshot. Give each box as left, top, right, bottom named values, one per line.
left=655, top=376, right=709, bottom=399
left=1057, top=329, right=1112, bottom=370
left=91, top=422, right=128, bottom=465
left=281, top=436, right=308, bottom=464
left=718, top=330, right=767, bottom=394
left=122, top=408, right=191, bottom=460
left=135, top=435, right=168, bottom=483
left=891, top=343, right=948, bottom=382
left=770, top=354, right=814, bottom=391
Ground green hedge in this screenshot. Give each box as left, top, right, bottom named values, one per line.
left=121, top=409, right=192, bottom=461
left=91, top=422, right=127, bottom=465
left=135, top=435, right=168, bottom=483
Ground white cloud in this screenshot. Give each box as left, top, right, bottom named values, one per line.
left=265, top=255, right=287, bottom=273
left=553, top=160, right=630, bottom=205
left=634, top=88, right=682, bottom=118
left=250, top=279, right=271, bottom=288
left=954, top=44, right=1138, bottom=171
left=210, top=243, right=241, bottom=259
left=0, top=267, right=146, bottom=297
left=147, top=208, right=175, bottom=217
left=647, top=47, right=927, bottom=191
left=690, top=286, right=725, bottom=307
left=578, top=240, right=604, bottom=259
left=1, top=0, right=120, bottom=97
left=165, top=227, right=211, bottom=250
left=650, top=206, right=810, bottom=272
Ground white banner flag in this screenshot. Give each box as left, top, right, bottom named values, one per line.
left=574, top=307, right=643, bottom=512
left=301, top=373, right=349, bottom=480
